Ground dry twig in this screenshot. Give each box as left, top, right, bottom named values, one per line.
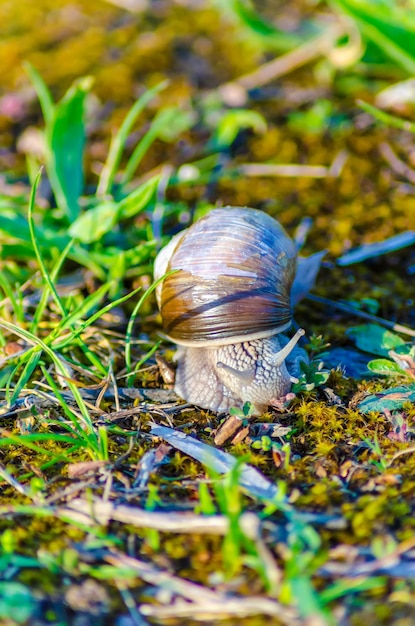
left=60, top=497, right=262, bottom=536
left=307, top=293, right=415, bottom=338
left=218, top=22, right=346, bottom=96
left=105, top=550, right=298, bottom=623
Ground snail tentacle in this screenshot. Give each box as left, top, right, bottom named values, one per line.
left=269, top=328, right=305, bottom=366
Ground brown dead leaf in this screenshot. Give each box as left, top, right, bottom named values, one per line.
left=67, top=460, right=108, bottom=478
left=4, top=341, right=24, bottom=356
left=272, top=447, right=285, bottom=468
left=214, top=414, right=243, bottom=446
left=315, top=461, right=328, bottom=478
left=231, top=425, right=250, bottom=445
left=156, top=354, right=175, bottom=386
left=361, top=473, right=401, bottom=492
left=339, top=460, right=354, bottom=478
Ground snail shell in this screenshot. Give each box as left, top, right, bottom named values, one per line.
left=154, top=207, right=297, bottom=347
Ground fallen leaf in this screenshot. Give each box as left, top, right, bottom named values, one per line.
left=67, top=461, right=108, bottom=478
left=231, top=425, right=250, bottom=445
left=346, top=324, right=405, bottom=357
left=358, top=385, right=415, bottom=414
left=151, top=425, right=280, bottom=501
left=337, top=231, right=415, bottom=266
left=214, top=414, right=244, bottom=446
left=291, top=251, right=326, bottom=306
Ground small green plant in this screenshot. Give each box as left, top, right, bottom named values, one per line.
left=196, top=460, right=280, bottom=591
left=307, top=334, right=331, bottom=355
left=363, top=434, right=389, bottom=472
left=143, top=484, right=162, bottom=552
left=331, top=0, right=415, bottom=75
left=229, top=400, right=255, bottom=420
left=251, top=437, right=292, bottom=470
left=286, top=335, right=331, bottom=393
left=212, top=460, right=256, bottom=578
left=0, top=65, right=195, bottom=288
left=292, top=359, right=331, bottom=393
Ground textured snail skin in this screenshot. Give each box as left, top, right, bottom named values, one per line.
left=174, top=335, right=307, bottom=415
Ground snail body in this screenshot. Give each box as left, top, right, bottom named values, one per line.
left=154, top=207, right=307, bottom=414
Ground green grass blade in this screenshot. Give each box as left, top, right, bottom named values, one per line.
left=5, top=363, right=20, bottom=405
left=97, top=81, right=168, bottom=197
left=122, top=106, right=194, bottom=185
left=98, top=425, right=109, bottom=461
left=9, top=351, right=43, bottom=405
left=74, top=339, right=109, bottom=377
left=68, top=245, right=107, bottom=280
left=52, top=286, right=142, bottom=350
left=0, top=320, right=61, bottom=365
left=222, top=0, right=301, bottom=50
left=333, top=0, right=415, bottom=74
left=0, top=272, right=25, bottom=324
left=50, top=282, right=111, bottom=338
left=28, top=170, right=67, bottom=319
left=0, top=433, right=77, bottom=459
left=24, top=62, right=54, bottom=125
left=41, top=367, right=94, bottom=433
left=122, top=126, right=158, bottom=185
left=40, top=366, right=99, bottom=458
left=116, top=174, right=161, bottom=219
left=31, top=238, right=74, bottom=334
left=125, top=273, right=176, bottom=384
left=130, top=341, right=161, bottom=377
left=26, top=153, right=41, bottom=186
left=41, top=366, right=100, bottom=456
left=0, top=320, right=93, bottom=427
left=357, top=99, right=415, bottom=133
left=320, top=576, right=386, bottom=604
left=46, top=77, right=92, bottom=221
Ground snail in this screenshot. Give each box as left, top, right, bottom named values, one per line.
left=154, top=206, right=308, bottom=415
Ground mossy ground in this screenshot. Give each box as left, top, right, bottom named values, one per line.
left=1, top=1, right=415, bottom=625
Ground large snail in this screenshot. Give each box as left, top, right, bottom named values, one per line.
left=154, top=207, right=308, bottom=415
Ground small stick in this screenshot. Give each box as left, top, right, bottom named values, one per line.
left=218, top=22, right=346, bottom=94
left=0, top=464, right=29, bottom=498
left=140, top=597, right=297, bottom=621
left=60, top=497, right=262, bottom=536
left=379, top=142, right=415, bottom=184
left=307, top=293, right=415, bottom=338
left=105, top=551, right=297, bottom=621
left=239, top=163, right=328, bottom=178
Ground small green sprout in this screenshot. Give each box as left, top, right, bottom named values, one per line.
left=307, top=334, right=331, bottom=355
left=251, top=437, right=292, bottom=470
left=363, top=435, right=389, bottom=472
left=292, top=359, right=330, bottom=393
left=229, top=401, right=255, bottom=419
